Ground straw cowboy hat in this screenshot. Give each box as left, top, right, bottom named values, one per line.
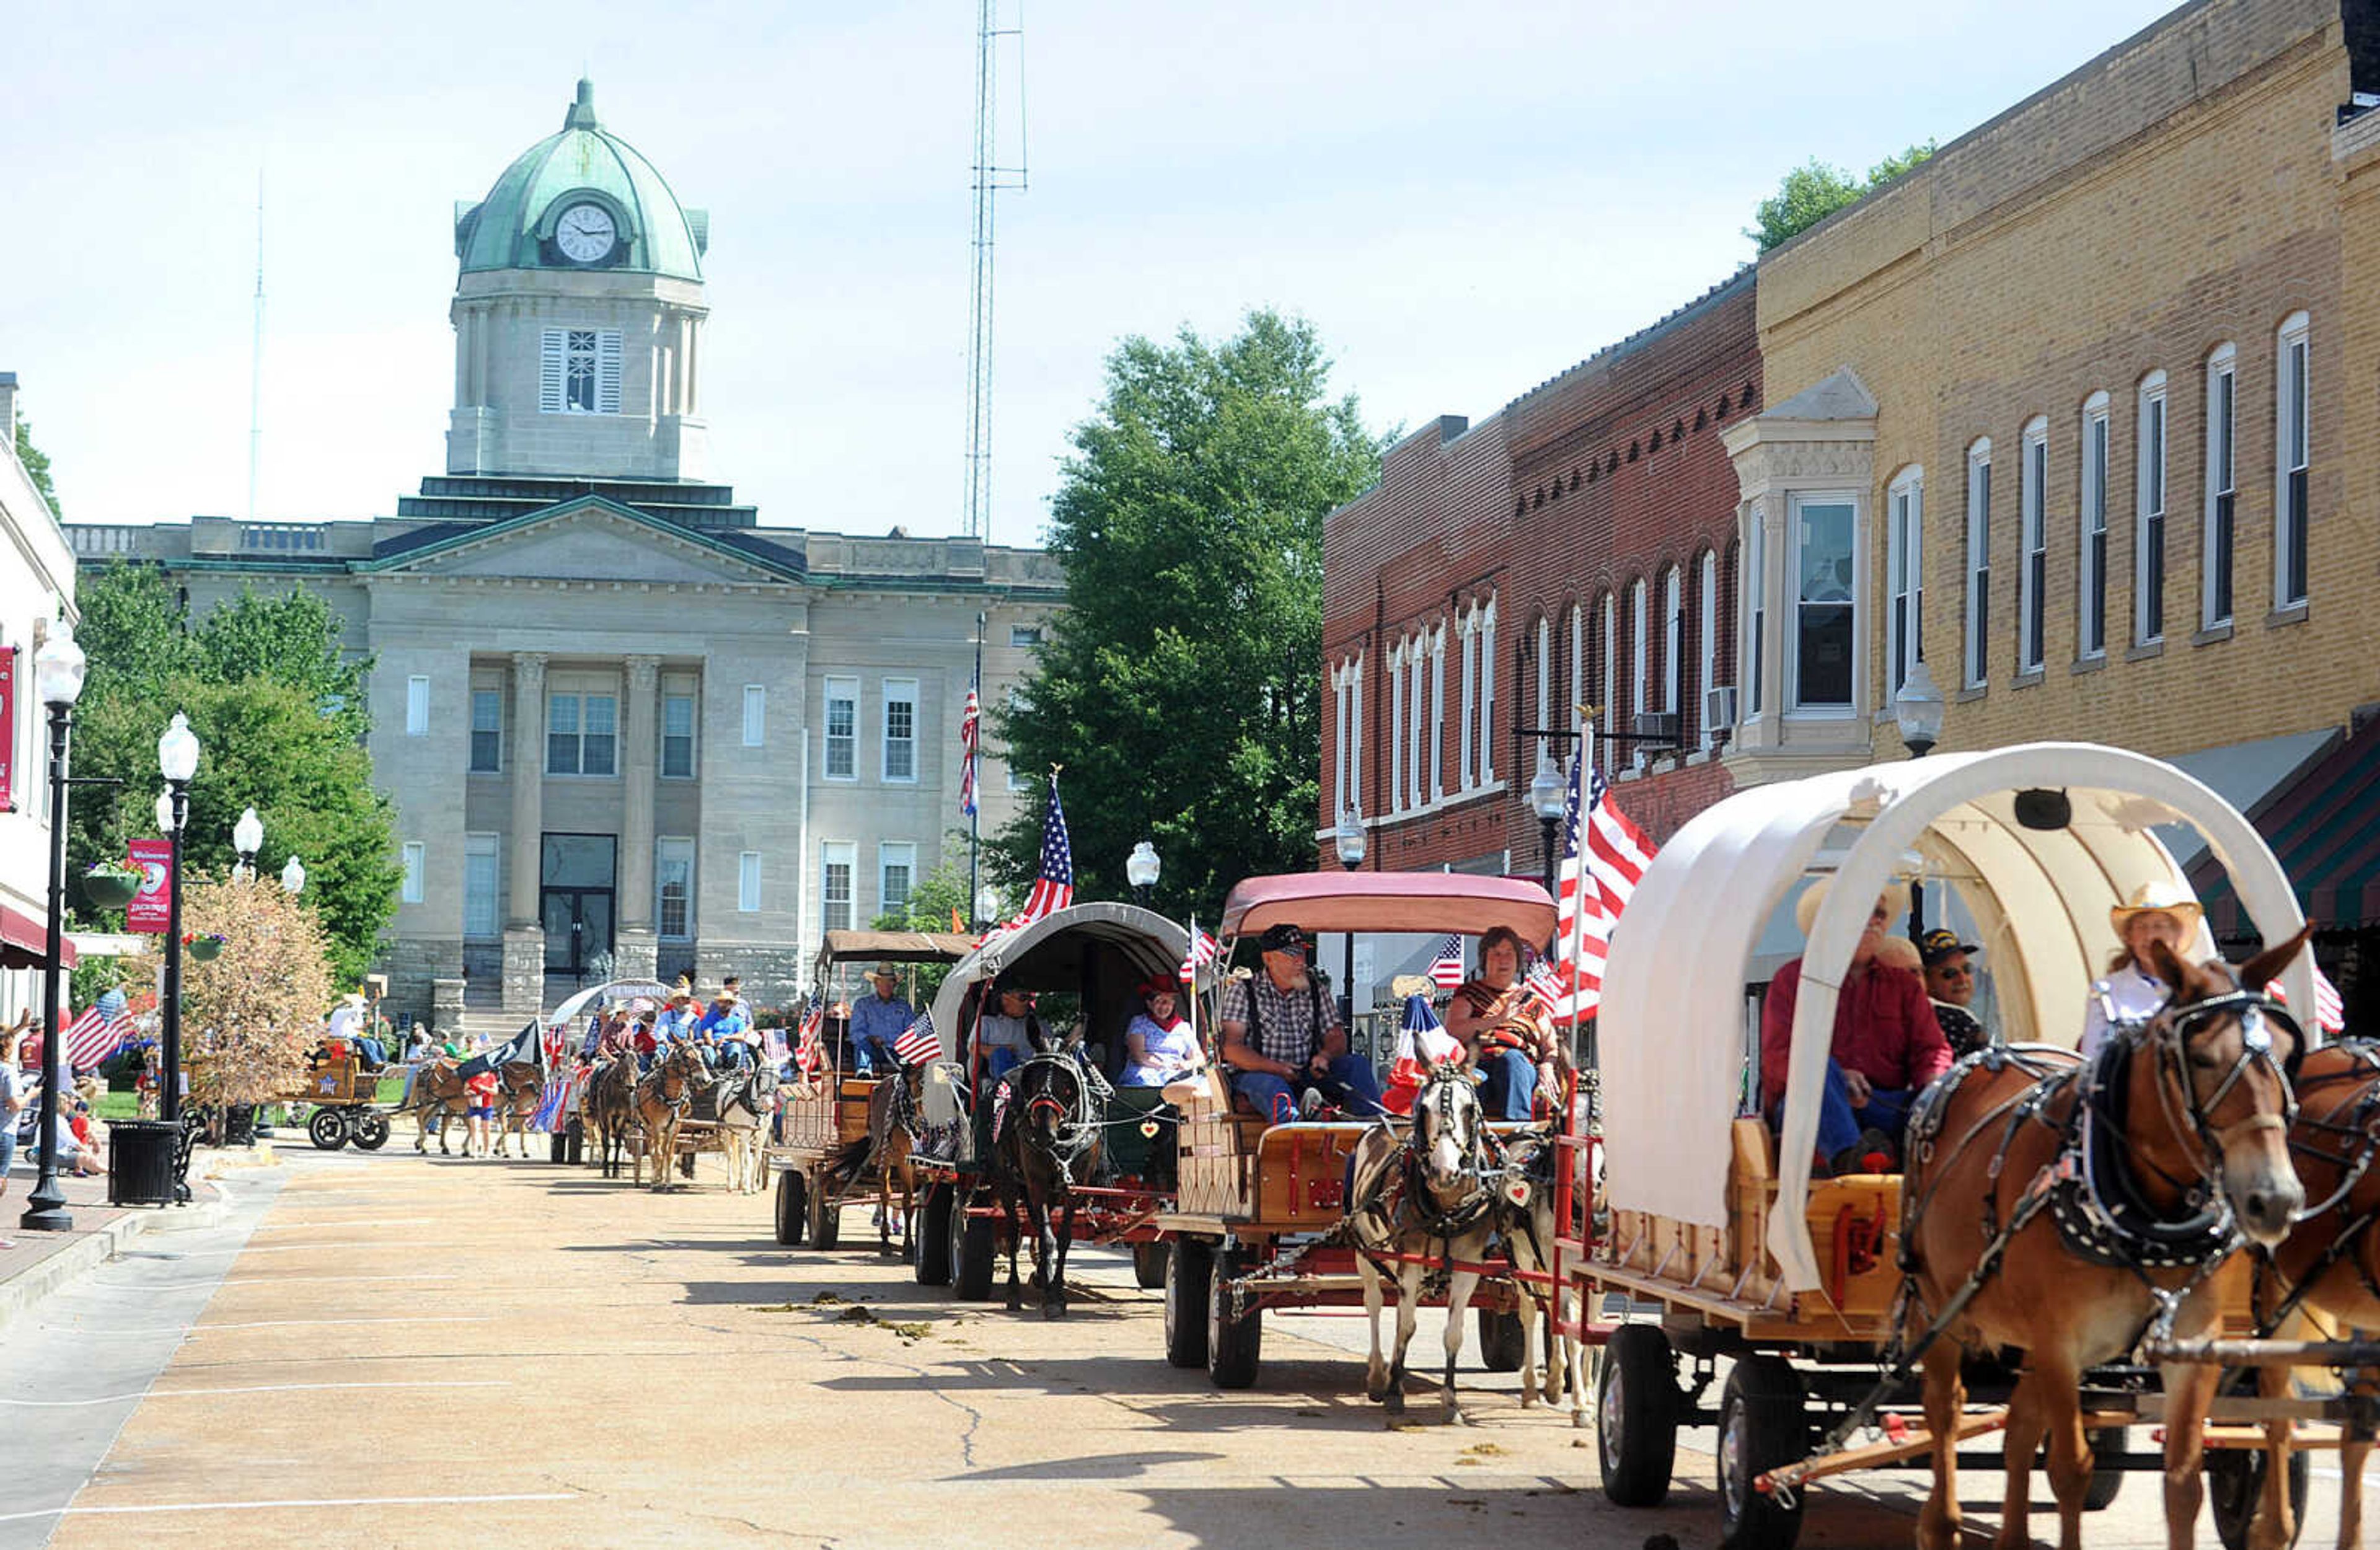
left=870, top=962, right=901, bottom=981
left=2109, top=880, right=2203, bottom=935
left=1794, top=876, right=1912, bottom=937
left=338, top=990, right=368, bottom=1007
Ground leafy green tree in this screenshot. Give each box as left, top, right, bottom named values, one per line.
left=1748, top=141, right=1937, bottom=252
left=994, top=310, right=1385, bottom=917
left=15, top=416, right=59, bottom=517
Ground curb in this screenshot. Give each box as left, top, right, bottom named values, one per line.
left=0, top=1178, right=237, bottom=1340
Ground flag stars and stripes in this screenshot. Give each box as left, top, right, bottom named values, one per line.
left=1428, top=935, right=1464, bottom=990
left=891, top=1011, right=940, bottom=1068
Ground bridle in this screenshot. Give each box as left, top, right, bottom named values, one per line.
left=1014, top=1054, right=1098, bottom=1166
left=2135, top=979, right=2302, bottom=1189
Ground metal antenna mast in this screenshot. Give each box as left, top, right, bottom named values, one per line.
left=247, top=169, right=265, bottom=524
left=964, top=0, right=1027, bottom=540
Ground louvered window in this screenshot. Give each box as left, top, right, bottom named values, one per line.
left=540, top=328, right=622, bottom=415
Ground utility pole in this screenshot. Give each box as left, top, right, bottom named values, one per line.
left=247, top=169, right=265, bottom=525
left=963, top=0, right=1028, bottom=540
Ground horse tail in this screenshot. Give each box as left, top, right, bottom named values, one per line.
left=819, top=1134, right=873, bottom=1190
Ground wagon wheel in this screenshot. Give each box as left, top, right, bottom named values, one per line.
left=954, top=1196, right=997, bottom=1301
left=307, top=1107, right=350, bottom=1151
left=1163, top=1240, right=1210, bottom=1368
left=775, top=1168, right=808, bottom=1247
left=1206, top=1245, right=1262, bottom=1389
left=2207, top=1368, right=2309, bottom=1550
left=912, top=1184, right=954, bottom=1287
left=1717, top=1355, right=1807, bottom=1550
left=1476, top=1306, right=1525, bottom=1373
left=1132, top=1240, right=1169, bottom=1291
left=2081, top=1425, right=2126, bottom=1511
left=349, top=1112, right=392, bottom=1151
left=806, top=1169, right=842, bottom=1250
left=1597, top=1323, right=1681, bottom=1507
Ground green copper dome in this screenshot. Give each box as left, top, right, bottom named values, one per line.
left=454, top=81, right=707, bottom=281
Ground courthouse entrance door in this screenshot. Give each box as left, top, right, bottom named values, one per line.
left=540, top=834, right=616, bottom=977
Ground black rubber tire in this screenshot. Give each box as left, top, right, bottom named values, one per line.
left=775, top=1168, right=807, bottom=1247
left=807, top=1171, right=841, bottom=1249
left=307, top=1108, right=349, bottom=1151
left=1165, top=1239, right=1212, bottom=1368
left=2081, top=1425, right=2127, bottom=1511
left=1132, top=1240, right=1169, bottom=1290
left=565, top=1119, right=584, bottom=1165
left=955, top=1206, right=997, bottom=1302
left=349, top=1112, right=391, bottom=1151
left=549, top=1130, right=568, bottom=1163
left=1717, top=1356, right=1807, bottom=1550
left=2208, top=1429, right=2309, bottom=1550
left=912, top=1184, right=954, bottom=1287
left=1598, top=1323, right=1681, bottom=1507
left=1478, top=1306, right=1526, bottom=1373
left=1207, top=1246, right=1262, bottom=1389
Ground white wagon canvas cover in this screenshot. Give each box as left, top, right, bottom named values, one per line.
left=1598, top=741, right=2312, bottom=1293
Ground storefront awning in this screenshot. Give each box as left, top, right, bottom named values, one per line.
left=0, top=905, right=77, bottom=971
left=2192, top=717, right=2380, bottom=934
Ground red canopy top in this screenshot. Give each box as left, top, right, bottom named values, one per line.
left=1219, top=872, right=1556, bottom=941
left=0, top=905, right=75, bottom=971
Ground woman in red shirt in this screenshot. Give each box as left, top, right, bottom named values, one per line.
left=465, top=1067, right=500, bottom=1157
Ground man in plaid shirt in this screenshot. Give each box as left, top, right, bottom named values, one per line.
left=1219, top=923, right=1384, bottom=1121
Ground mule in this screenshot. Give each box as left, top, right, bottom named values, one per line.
left=406, top=1062, right=470, bottom=1156
left=1491, top=1123, right=1587, bottom=1424
left=1902, top=927, right=2309, bottom=1550
left=583, top=1054, right=641, bottom=1179
left=990, top=1050, right=1103, bottom=1318
left=486, top=1062, right=544, bottom=1158
left=712, top=1059, right=781, bottom=1195
left=1346, top=1063, right=1499, bottom=1424
left=632, top=1042, right=709, bottom=1191
left=822, top=1063, right=926, bottom=1253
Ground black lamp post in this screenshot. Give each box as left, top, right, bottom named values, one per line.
left=1527, top=749, right=1568, bottom=950
left=21, top=625, right=87, bottom=1233
left=157, top=713, right=200, bottom=1140
left=1333, top=806, right=1366, bottom=1032
left=1893, top=659, right=1946, bottom=935
left=1126, top=840, right=1160, bottom=909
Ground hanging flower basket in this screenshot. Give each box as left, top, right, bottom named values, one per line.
left=185, top=932, right=226, bottom=963
left=80, top=865, right=144, bottom=909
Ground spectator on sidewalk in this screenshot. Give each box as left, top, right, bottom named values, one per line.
left=0, top=1016, right=25, bottom=1248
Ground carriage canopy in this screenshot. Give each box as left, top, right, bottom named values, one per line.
left=544, top=979, right=672, bottom=1031
left=1218, top=871, right=1556, bottom=942
left=927, top=902, right=1206, bottom=1062
left=1597, top=741, right=2314, bottom=1293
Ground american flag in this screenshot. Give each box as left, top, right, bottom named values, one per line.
left=1523, top=958, right=1567, bottom=1010
left=958, top=674, right=982, bottom=821
left=1000, top=775, right=1074, bottom=931
left=25, top=1002, right=131, bottom=1073
left=2270, top=964, right=2348, bottom=1037
left=1428, top=935, right=1465, bottom=990
left=892, top=1011, right=940, bottom=1068
left=761, top=1026, right=790, bottom=1065
left=1546, top=753, right=1654, bottom=1023
left=795, top=996, right=826, bottom=1075
left=1179, top=927, right=1220, bottom=985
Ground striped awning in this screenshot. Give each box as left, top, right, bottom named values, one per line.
left=2192, top=717, right=2380, bottom=934
left=0, top=904, right=76, bottom=971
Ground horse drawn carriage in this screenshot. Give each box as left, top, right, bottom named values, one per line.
left=187, top=1048, right=399, bottom=1152
left=1571, top=741, right=2329, bottom=1550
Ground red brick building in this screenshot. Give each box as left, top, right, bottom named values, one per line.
left=1320, top=268, right=1762, bottom=894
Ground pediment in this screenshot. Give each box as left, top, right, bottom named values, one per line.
left=374, top=501, right=791, bottom=586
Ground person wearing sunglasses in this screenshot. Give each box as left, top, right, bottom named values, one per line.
left=1916, top=928, right=1990, bottom=1059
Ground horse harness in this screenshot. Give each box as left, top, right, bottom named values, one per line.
left=2250, top=1041, right=2380, bottom=1336
left=1007, top=1052, right=1107, bottom=1166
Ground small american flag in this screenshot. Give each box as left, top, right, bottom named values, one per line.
left=2271, top=966, right=2348, bottom=1037
left=1523, top=959, right=1567, bottom=1010
left=761, top=1026, right=790, bottom=1064
left=795, top=997, right=826, bottom=1075
left=892, top=1011, right=940, bottom=1068
left=28, top=1003, right=131, bottom=1073
left=958, top=675, right=982, bottom=821
left=988, top=775, right=1073, bottom=940
left=1428, top=935, right=1465, bottom=990
left=1179, top=927, right=1219, bottom=985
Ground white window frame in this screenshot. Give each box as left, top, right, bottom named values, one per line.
left=817, top=844, right=852, bottom=930
left=1477, top=597, right=1496, bottom=785
left=539, top=327, right=622, bottom=415
left=1533, top=617, right=1551, bottom=767
left=405, top=675, right=430, bottom=737
left=1885, top=467, right=1924, bottom=697
left=660, top=692, right=696, bottom=780
left=2136, top=371, right=2169, bottom=646
left=739, top=850, right=765, bottom=915
left=656, top=837, right=695, bottom=941
left=1963, top=442, right=1992, bottom=690
left=2080, top=394, right=2110, bottom=660
left=2018, top=418, right=2048, bottom=674
left=2202, top=346, right=2237, bottom=630
left=1599, top=593, right=1617, bottom=728
left=1567, top=602, right=1584, bottom=741
left=741, top=684, right=765, bottom=748
left=401, top=841, right=426, bottom=905
left=878, top=842, right=917, bottom=922
left=1388, top=641, right=1407, bottom=812
left=469, top=687, right=502, bottom=773
left=1660, top=566, right=1683, bottom=716
left=1743, top=511, right=1766, bottom=715
left=1347, top=653, right=1362, bottom=814
left=1009, top=624, right=1043, bottom=648
left=822, top=676, right=858, bottom=781
left=1333, top=663, right=1350, bottom=817
left=462, top=833, right=499, bottom=939
left=1629, top=578, right=1649, bottom=730
left=881, top=678, right=918, bottom=783
left=1696, top=550, right=1718, bottom=749
left=1457, top=610, right=1478, bottom=790
left=1427, top=627, right=1446, bottom=803
left=2275, top=312, right=2311, bottom=609
left=1787, top=491, right=1861, bottom=715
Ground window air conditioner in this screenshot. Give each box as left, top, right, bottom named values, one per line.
left=1704, top=684, right=1739, bottom=733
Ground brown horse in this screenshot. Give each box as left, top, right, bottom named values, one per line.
left=583, top=1055, right=641, bottom=1179
left=2246, top=1039, right=2380, bottom=1550
left=1902, top=928, right=2308, bottom=1550
left=487, top=1062, right=545, bottom=1158
left=821, top=1064, right=925, bottom=1253
left=633, top=1042, right=708, bottom=1191
left=406, top=1062, right=470, bottom=1155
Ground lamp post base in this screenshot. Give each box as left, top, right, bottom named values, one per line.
left=20, top=1187, right=73, bottom=1233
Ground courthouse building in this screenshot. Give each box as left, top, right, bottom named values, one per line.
left=71, top=82, right=1060, bottom=1026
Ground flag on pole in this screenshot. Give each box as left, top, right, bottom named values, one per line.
left=1382, top=992, right=1464, bottom=1115
left=1179, top=927, right=1220, bottom=984
left=795, top=995, right=826, bottom=1075
left=455, top=1021, right=540, bottom=1080
left=761, top=1026, right=790, bottom=1065
left=1427, top=935, right=1465, bottom=990
left=1549, top=752, right=1654, bottom=1023
left=958, top=674, right=982, bottom=820
left=892, top=1011, right=940, bottom=1068
left=984, top=774, right=1073, bottom=943
left=2271, top=965, right=2348, bottom=1037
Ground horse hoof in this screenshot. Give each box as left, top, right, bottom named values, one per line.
left=1445, top=1408, right=1470, bottom=1427
left=1042, top=1303, right=1064, bottom=1321
left=1383, top=1391, right=1406, bottom=1417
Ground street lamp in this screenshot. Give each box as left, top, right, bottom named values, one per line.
left=21, top=626, right=87, bottom=1233
left=1333, top=806, right=1366, bottom=1029
left=1527, top=749, right=1568, bottom=918
left=1893, top=659, right=1946, bottom=934
left=157, top=713, right=200, bottom=1140
left=1126, top=840, right=1160, bottom=907
left=281, top=854, right=306, bottom=896
left=232, top=806, right=263, bottom=883
left=974, top=884, right=1002, bottom=931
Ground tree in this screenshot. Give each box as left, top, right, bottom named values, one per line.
left=126, top=875, right=333, bottom=1109
left=994, top=310, right=1385, bottom=917
left=15, top=416, right=59, bottom=517
left=870, top=842, right=976, bottom=936
left=1748, top=141, right=1937, bottom=253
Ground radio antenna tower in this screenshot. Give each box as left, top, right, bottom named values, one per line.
left=247, top=169, right=266, bottom=524
left=963, top=0, right=1028, bottom=540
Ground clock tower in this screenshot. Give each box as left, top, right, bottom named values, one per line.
left=445, top=81, right=712, bottom=482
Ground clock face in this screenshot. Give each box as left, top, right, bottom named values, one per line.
left=555, top=203, right=617, bottom=263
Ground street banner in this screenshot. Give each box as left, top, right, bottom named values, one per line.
left=127, top=838, right=174, bottom=933
left=0, top=645, right=15, bottom=812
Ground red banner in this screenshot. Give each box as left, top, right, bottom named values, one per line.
left=128, top=838, right=174, bottom=934
left=0, top=645, right=15, bottom=812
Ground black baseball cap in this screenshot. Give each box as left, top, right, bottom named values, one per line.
left=1258, top=923, right=1309, bottom=953
left=1916, top=928, right=1981, bottom=967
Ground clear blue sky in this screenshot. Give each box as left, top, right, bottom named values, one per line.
left=5, top=0, right=2174, bottom=549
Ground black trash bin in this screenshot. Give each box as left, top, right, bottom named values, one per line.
left=110, top=1118, right=180, bottom=1206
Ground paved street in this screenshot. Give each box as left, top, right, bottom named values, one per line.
left=0, top=1143, right=2358, bottom=1549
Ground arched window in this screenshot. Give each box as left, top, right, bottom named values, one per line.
left=1696, top=549, right=1719, bottom=749
left=2079, top=392, right=2110, bottom=659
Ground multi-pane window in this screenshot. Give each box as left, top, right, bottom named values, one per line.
left=1791, top=495, right=1856, bottom=709
left=1696, top=550, right=1718, bottom=749
left=2081, top=395, right=2110, bottom=659
left=1458, top=613, right=1478, bottom=790
left=2019, top=420, right=2048, bottom=674
left=1964, top=443, right=1992, bottom=690
left=469, top=688, right=501, bottom=772
left=463, top=834, right=498, bottom=938
left=883, top=679, right=918, bottom=782
left=2136, top=372, right=2168, bottom=643
left=2276, top=314, right=2311, bottom=608
left=879, top=842, right=915, bottom=920
left=1660, top=567, right=1683, bottom=718
left=2205, top=347, right=2237, bottom=628
left=741, top=850, right=765, bottom=915
left=656, top=838, right=694, bottom=940
left=1629, top=579, right=1650, bottom=734
left=405, top=676, right=430, bottom=737
left=1745, top=516, right=1766, bottom=715
left=818, top=844, right=852, bottom=929
left=539, top=327, right=622, bottom=415
left=824, top=677, right=858, bottom=780
left=1010, top=625, right=1042, bottom=648
left=401, top=841, right=426, bottom=905
left=545, top=694, right=618, bottom=775
left=661, top=693, right=695, bottom=779
left=1886, top=470, right=1923, bottom=695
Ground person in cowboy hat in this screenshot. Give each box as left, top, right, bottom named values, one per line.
left=1120, top=977, right=1200, bottom=1088
left=848, top=962, right=914, bottom=1076
left=1761, top=876, right=1951, bottom=1176
left=696, top=982, right=754, bottom=1067
left=1219, top=923, right=1383, bottom=1121
left=326, top=990, right=386, bottom=1068
left=2081, top=881, right=2206, bottom=1059
left=653, top=979, right=701, bottom=1050
left=969, top=976, right=1044, bottom=1083
left=1915, top=927, right=1991, bottom=1059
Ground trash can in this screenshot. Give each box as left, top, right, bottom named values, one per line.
left=109, top=1119, right=180, bottom=1207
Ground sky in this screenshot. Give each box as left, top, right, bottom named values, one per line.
left=5, top=0, right=2177, bottom=552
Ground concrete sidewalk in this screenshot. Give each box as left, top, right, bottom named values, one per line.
left=0, top=1145, right=252, bottom=1336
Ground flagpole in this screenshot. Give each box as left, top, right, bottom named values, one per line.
left=969, top=610, right=984, bottom=927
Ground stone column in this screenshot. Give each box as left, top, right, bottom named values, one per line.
left=614, top=653, right=661, bottom=981
left=501, top=651, right=547, bottom=1013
